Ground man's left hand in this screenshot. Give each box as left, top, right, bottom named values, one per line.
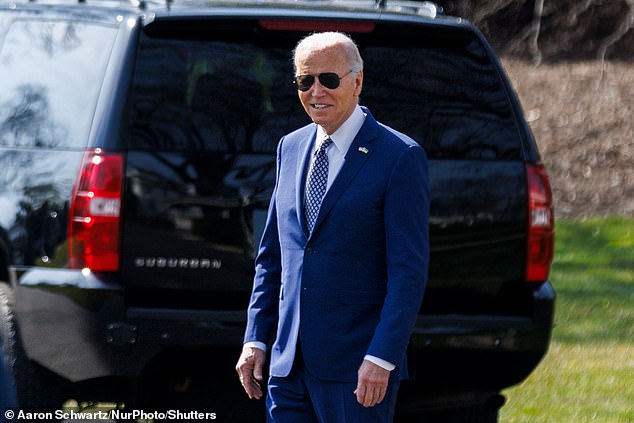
left=354, top=359, right=390, bottom=407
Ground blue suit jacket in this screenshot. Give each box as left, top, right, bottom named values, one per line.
left=244, top=108, right=429, bottom=382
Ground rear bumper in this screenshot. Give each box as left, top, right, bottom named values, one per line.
left=13, top=267, right=554, bottom=389
left=402, top=281, right=555, bottom=402
left=412, top=281, right=554, bottom=353
left=12, top=268, right=245, bottom=382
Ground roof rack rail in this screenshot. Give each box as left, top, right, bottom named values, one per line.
left=13, top=0, right=172, bottom=9
left=13, top=0, right=442, bottom=17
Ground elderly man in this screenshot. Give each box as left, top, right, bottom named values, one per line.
left=236, top=31, right=429, bottom=422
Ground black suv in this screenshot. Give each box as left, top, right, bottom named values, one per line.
left=0, top=0, right=555, bottom=421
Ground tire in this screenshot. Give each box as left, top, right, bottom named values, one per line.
left=0, top=284, right=18, bottom=411
left=0, top=283, right=66, bottom=410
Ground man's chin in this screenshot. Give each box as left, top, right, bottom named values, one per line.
left=309, top=114, right=336, bottom=131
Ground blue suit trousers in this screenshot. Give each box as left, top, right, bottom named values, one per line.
left=266, top=350, right=400, bottom=423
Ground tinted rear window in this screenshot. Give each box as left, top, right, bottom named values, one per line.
left=130, top=19, right=522, bottom=159
left=0, top=18, right=117, bottom=149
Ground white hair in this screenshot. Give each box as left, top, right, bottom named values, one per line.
left=293, top=32, right=364, bottom=74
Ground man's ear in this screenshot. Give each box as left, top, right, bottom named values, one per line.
left=354, top=70, right=364, bottom=96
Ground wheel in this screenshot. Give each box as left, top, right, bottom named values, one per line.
left=0, top=283, right=66, bottom=410
left=0, top=284, right=18, bottom=410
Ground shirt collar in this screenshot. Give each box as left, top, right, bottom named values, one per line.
left=315, top=105, right=366, bottom=156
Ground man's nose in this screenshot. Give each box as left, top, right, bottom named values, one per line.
left=311, top=79, right=327, bottom=95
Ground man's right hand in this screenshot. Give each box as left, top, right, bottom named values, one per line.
left=235, top=346, right=266, bottom=399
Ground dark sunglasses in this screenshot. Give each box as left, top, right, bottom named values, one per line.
left=294, top=70, right=354, bottom=92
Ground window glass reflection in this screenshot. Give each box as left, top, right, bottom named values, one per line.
left=363, top=45, right=521, bottom=159
left=131, top=38, right=307, bottom=154
left=131, top=31, right=521, bottom=159
left=0, top=20, right=117, bottom=148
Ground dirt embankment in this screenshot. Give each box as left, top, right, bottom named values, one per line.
left=502, top=59, right=634, bottom=218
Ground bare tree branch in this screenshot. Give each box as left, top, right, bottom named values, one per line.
left=597, top=0, right=634, bottom=61
left=566, top=0, right=600, bottom=25
left=596, top=0, right=634, bottom=87
left=445, top=0, right=633, bottom=61
left=529, top=0, right=545, bottom=65
left=469, top=0, right=518, bottom=25
left=504, top=26, right=533, bottom=56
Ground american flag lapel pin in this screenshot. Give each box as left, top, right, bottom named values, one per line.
left=358, top=146, right=369, bottom=154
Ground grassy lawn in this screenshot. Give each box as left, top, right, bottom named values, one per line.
left=501, top=218, right=634, bottom=422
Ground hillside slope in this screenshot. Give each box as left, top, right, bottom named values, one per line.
left=503, top=59, right=634, bottom=217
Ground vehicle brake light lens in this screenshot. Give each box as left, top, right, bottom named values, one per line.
left=69, top=149, right=124, bottom=272
left=526, top=164, right=554, bottom=284
left=258, top=19, right=376, bottom=33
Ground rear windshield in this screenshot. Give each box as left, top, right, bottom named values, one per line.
left=130, top=19, right=522, bottom=159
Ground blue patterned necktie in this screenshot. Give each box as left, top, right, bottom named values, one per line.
left=304, top=137, right=333, bottom=232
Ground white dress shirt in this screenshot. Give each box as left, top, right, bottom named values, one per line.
left=245, top=105, right=396, bottom=372
left=308, top=104, right=366, bottom=192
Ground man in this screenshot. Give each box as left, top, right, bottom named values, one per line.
left=236, top=32, right=429, bottom=422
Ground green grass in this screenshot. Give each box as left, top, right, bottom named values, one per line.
left=501, top=217, right=634, bottom=422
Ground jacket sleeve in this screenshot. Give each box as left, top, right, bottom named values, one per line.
left=243, top=139, right=284, bottom=347
left=366, top=143, right=430, bottom=366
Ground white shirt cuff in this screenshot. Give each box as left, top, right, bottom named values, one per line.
left=244, top=341, right=267, bottom=352
left=364, top=354, right=396, bottom=371
left=243, top=345, right=394, bottom=371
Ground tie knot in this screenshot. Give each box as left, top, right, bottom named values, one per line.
left=317, top=137, right=333, bottom=155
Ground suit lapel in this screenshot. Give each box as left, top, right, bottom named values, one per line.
left=295, top=127, right=317, bottom=236
left=311, top=114, right=379, bottom=234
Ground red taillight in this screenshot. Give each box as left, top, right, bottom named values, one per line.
left=526, top=164, right=554, bottom=284
left=69, top=149, right=124, bottom=272
left=258, top=19, right=376, bottom=33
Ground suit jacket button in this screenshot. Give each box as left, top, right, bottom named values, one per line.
left=306, top=247, right=313, bottom=255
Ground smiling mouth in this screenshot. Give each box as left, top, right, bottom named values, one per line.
left=312, top=104, right=330, bottom=109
